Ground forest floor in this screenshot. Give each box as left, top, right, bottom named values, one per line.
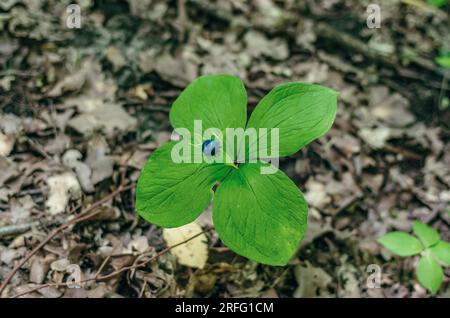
left=0, top=0, right=450, bottom=298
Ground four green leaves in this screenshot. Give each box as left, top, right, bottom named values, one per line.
left=378, top=221, right=450, bottom=295
left=136, top=74, right=338, bottom=266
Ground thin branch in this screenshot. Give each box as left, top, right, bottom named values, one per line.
left=0, top=222, right=40, bottom=238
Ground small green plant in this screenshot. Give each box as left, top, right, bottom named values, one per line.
left=436, top=53, right=450, bottom=69
left=378, top=221, right=450, bottom=294
left=427, top=0, right=448, bottom=8
left=136, top=74, right=338, bottom=266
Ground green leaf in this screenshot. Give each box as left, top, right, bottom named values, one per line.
left=169, top=74, right=247, bottom=133
left=213, top=162, right=308, bottom=266
left=378, top=232, right=423, bottom=256
left=416, top=253, right=444, bottom=295
left=430, top=241, right=450, bottom=266
left=413, top=221, right=440, bottom=248
left=436, top=55, right=450, bottom=69
left=246, top=83, right=338, bottom=157
left=427, top=0, right=448, bottom=8
left=136, top=142, right=231, bottom=228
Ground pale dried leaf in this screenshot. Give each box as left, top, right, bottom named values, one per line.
left=45, top=172, right=81, bottom=215
left=163, top=222, right=208, bottom=269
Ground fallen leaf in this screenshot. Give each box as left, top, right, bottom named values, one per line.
left=244, top=31, right=289, bottom=61
left=124, top=236, right=150, bottom=254
left=62, top=149, right=94, bottom=193
left=294, top=261, right=332, bottom=297
left=47, top=60, right=90, bottom=97
left=369, top=86, right=415, bottom=127
left=337, top=258, right=361, bottom=298
left=50, top=258, right=70, bottom=272
left=67, top=101, right=137, bottom=137
left=304, top=179, right=331, bottom=209
left=105, top=46, right=126, bottom=72
left=163, top=222, right=208, bottom=269
left=85, top=135, right=116, bottom=184
left=359, top=126, right=391, bottom=149
left=0, top=132, right=15, bottom=156
left=45, top=172, right=81, bottom=215
left=30, top=256, right=48, bottom=284
left=10, top=195, right=34, bottom=223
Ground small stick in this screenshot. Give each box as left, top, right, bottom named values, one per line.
left=0, top=222, right=40, bottom=238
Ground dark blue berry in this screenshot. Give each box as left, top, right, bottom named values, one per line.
left=202, top=139, right=218, bottom=156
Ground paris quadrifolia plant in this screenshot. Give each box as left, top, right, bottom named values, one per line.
left=378, top=221, right=450, bottom=294
left=136, top=74, right=338, bottom=266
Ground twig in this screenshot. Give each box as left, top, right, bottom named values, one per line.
left=176, top=0, right=188, bottom=41
left=423, top=203, right=447, bottom=225
left=438, top=70, right=449, bottom=110
left=0, top=184, right=134, bottom=296
left=138, top=280, right=147, bottom=298
left=10, top=229, right=209, bottom=298
left=91, top=229, right=208, bottom=282
left=0, top=222, right=40, bottom=238
left=25, top=137, right=51, bottom=160
left=384, top=144, right=423, bottom=161
left=92, top=242, right=122, bottom=280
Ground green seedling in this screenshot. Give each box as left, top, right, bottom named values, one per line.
left=136, top=74, right=338, bottom=266
left=427, top=0, right=448, bottom=8
left=436, top=53, right=450, bottom=69
left=378, top=221, right=450, bottom=294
